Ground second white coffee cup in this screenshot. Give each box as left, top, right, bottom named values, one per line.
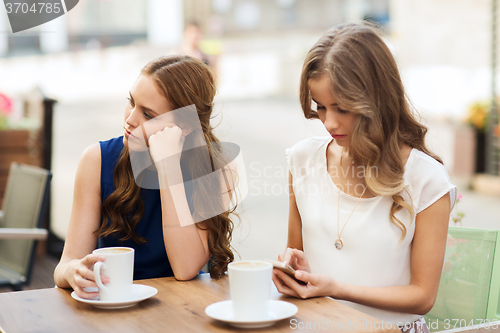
left=228, top=260, right=273, bottom=321
left=93, top=247, right=134, bottom=302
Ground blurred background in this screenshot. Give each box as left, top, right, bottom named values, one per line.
left=0, top=0, right=499, bottom=290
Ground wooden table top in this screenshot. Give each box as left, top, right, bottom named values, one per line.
left=0, top=274, right=401, bottom=333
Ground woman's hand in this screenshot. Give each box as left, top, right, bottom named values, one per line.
left=272, top=268, right=338, bottom=299
left=148, top=126, right=186, bottom=164
left=278, top=247, right=311, bottom=273
left=272, top=248, right=338, bottom=299
left=64, top=254, right=107, bottom=299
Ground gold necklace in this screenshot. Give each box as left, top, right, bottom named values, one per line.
left=335, top=150, right=367, bottom=250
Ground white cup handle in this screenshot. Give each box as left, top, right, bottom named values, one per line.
left=93, top=261, right=108, bottom=292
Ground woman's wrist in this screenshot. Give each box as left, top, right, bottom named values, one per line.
left=155, top=159, right=182, bottom=185
left=328, top=277, right=347, bottom=299
left=55, top=259, right=73, bottom=289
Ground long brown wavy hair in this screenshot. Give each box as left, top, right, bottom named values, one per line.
left=300, top=23, right=442, bottom=239
left=97, top=55, right=235, bottom=278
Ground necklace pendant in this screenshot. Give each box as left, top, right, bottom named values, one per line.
left=335, top=238, right=343, bottom=250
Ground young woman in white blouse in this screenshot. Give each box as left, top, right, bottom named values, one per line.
left=272, top=23, right=456, bottom=333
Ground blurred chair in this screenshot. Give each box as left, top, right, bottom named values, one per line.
left=424, top=227, right=500, bottom=332
left=0, top=162, right=51, bottom=291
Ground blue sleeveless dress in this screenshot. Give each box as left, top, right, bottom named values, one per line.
left=98, top=136, right=174, bottom=280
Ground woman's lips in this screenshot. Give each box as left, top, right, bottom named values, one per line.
left=124, top=128, right=138, bottom=139
left=331, top=134, right=347, bottom=139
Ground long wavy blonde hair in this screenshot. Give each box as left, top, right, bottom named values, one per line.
left=300, top=23, right=442, bottom=239
left=98, top=55, right=235, bottom=278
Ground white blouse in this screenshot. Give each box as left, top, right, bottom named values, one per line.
left=286, top=136, right=457, bottom=327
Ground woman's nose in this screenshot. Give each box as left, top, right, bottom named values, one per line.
left=324, top=111, right=339, bottom=132
left=125, top=108, right=140, bottom=128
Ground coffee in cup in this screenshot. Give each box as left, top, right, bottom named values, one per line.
left=228, top=260, right=272, bottom=320
left=93, top=247, right=134, bottom=302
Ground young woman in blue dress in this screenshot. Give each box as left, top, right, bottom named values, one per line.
left=54, top=55, right=235, bottom=299
left=272, top=23, right=456, bottom=333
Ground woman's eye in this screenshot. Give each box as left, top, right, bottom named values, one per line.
left=316, top=106, right=326, bottom=111
left=338, top=108, right=349, bottom=114
left=127, top=97, right=153, bottom=120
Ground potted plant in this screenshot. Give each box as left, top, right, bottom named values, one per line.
left=466, top=100, right=489, bottom=173
left=0, top=92, right=43, bottom=206
left=0, top=93, right=13, bottom=130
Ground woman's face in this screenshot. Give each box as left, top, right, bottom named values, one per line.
left=123, top=74, right=176, bottom=149
left=308, top=75, right=358, bottom=147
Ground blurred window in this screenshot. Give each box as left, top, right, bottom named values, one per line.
left=201, top=0, right=390, bottom=35
left=66, top=0, right=147, bottom=49
left=67, top=0, right=147, bottom=34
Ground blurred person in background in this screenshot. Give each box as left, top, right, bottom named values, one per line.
left=180, top=22, right=218, bottom=71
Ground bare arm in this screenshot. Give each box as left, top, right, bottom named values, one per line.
left=156, top=159, right=210, bottom=280
left=286, top=172, right=303, bottom=250
left=148, top=127, right=210, bottom=281
left=272, top=172, right=311, bottom=288
left=53, top=143, right=104, bottom=298
left=274, top=192, right=451, bottom=315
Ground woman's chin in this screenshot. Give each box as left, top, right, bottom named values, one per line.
left=334, top=139, right=350, bottom=147
left=124, top=136, right=149, bottom=152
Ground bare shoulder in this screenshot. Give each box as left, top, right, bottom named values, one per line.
left=79, top=143, right=101, bottom=169
left=75, top=143, right=101, bottom=185
left=81, top=143, right=101, bottom=162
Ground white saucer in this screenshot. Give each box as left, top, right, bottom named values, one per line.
left=205, top=300, right=298, bottom=329
left=71, top=284, right=158, bottom=309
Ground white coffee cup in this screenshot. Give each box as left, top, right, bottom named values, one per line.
left=228, top=260, right=273, bottom=321
left=93, top=247, right=134, bottom=302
